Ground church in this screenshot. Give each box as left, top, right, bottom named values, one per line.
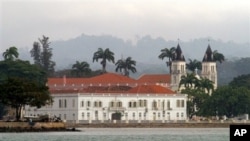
left=24, top=44, right=217, bottom=123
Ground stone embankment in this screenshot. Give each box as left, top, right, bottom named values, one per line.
left=0, top=122, right=67, bottom=132
left=66, top=120, right=250, bottom=128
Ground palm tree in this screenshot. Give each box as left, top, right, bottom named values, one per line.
left=213, top=50, right=225, bottom=63
left=186, top=59, right=202, bottom=73
left=72, top=61, right=91, bottom=77
left=93, top=48, right=115, bottom=73
left=195, top=77, right=214, bottom=94
left=2, top=46, right=19, bottom=61
left=158, top=47, right=176, bottom=73
left=115, top=57, right=136, bottom=77
left=179, top=73, right=198, bottom=89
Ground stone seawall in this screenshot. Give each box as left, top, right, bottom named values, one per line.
left=0, top=122, right=66, bottom=132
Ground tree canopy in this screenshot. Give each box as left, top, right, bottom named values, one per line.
left=30, top=35, right=56, bottom=76
left=93, top=48, right=115, bottom=73
left=115, top=57, right=136, bottom=77
left=0, top=59, right=52, bottom=120
left=158, top=47, right=176, bottom=73
left=2, top=46, right=19, bottom=61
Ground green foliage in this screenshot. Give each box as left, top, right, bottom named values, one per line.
left=93, top=48, right=115, bottom=72
left=115, top=57, right=136, bottom=77
left=186, top=59, right=201, bottom=72
left=213, top=50, right=225, bottom=64
left=0, top=103, right=7, bottom=119
left=30, top=35, right=56, bottom=76
left=181, top=88, right=209, bottom=118
left=201, top=86, right=250, bottom=118
left=71, top=61, right=91, bottom=77
left=0, top=59, right=52, bottom=120
left=2, top=46, right=19, bottom=61
left=158, top=47, right=176, bottom=73
left=229, top=73, right=250, bottom=90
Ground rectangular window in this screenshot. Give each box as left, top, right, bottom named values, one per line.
left=81, top=101, right=84, bottom=107
left=64, top=99, right=67, bottom=108
left=181, top=100, right=185, bottom=107
left=59, top=99, right=62, bottom=108
left=72, top=99, right=75, bottom=108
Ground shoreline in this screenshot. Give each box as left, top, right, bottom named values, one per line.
left=1, top=121, right=249, bottom=132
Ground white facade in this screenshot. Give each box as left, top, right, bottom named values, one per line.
left=171, top=61, right=186, bottom=91
left=25, top=93, right=187, bottom=123
left=201, top=62, right=217, bottom=89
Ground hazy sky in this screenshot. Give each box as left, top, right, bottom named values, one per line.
left=1, top=0, right=249, bottom=52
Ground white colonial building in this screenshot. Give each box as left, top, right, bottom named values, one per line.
left=25, top=73, right=187, bottom=123
left=24, top=43, right=217, bottom=123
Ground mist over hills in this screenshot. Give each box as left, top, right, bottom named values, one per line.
left=17, top=34, right=249, bottom=81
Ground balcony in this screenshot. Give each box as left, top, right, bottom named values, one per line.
left=108, top=107, right=126, bottom=111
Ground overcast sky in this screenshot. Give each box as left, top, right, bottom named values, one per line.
left=1, top=0, right=249, bottom=52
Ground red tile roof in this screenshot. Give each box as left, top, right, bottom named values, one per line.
left=48, top=73, right=174, bottom=94
left=128, top=85, right=175, bottom=94
left=137, top=74, right=171, bottom=84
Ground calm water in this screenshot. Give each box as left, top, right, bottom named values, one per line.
left=0, top=128, right=229, bottom=141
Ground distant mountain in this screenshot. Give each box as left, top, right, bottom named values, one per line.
left=17, top=34, right=250, bottom=82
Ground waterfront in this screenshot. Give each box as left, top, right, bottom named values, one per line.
left=0, top=128, right=229, bottom=141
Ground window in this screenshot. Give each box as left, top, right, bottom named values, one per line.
left=128, top=101, right=136, bottom=108
left=59, top=99, right=67, bottom=108
left=59, top=99, right=62, bottom=108
left=94, top=101, right=102, bottom=108
left=117, top=101, right=122, bottom=107
left=64, top=99, right=67, bottom=108
left=162, top=100, right=165, bottom=109
left=110, top=101, right=115, bottom=107
left=181, top=100, right=185, bottom=107
left=152, top=100, right=157, bottom=110
left=72, top=99, right=75, bottom=107
left=87, top=101, right=91, bottom=107
left=144, top=100, right=147, bottom=107
left=81, top=101, right=84, bottom=107
left=176, top=100, right=180, bottom=108
left=176, top=113, right=179, bottom=117
left=167, top=100, right=170, bottom=109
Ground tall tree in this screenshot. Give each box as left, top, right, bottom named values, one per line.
left=2, top=46, right=19, bottom=61
left=72, top=61, right=91, bottom=77
left=158, top=47, right=176, bottom=73
left=115, top=57, right=136, bottom=77
left=93, top=48, right=115, bottom=73
left=30, top=35, right=56, bottom=76
left=0, top=59, right=51, bottom=120
left=179, top=73, right=198, bottom=89
left=195, top=77, right=214, bottom=94
left=186, top=59, right=202, bottom=73
left=213, top=50, right=225, bottom=64
left=181, top=88, right=209, bottom=119
left=30, top=42, right=41, bottom=66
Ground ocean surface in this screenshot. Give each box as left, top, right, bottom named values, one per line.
left=0, top=128, right=229, bottom=141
